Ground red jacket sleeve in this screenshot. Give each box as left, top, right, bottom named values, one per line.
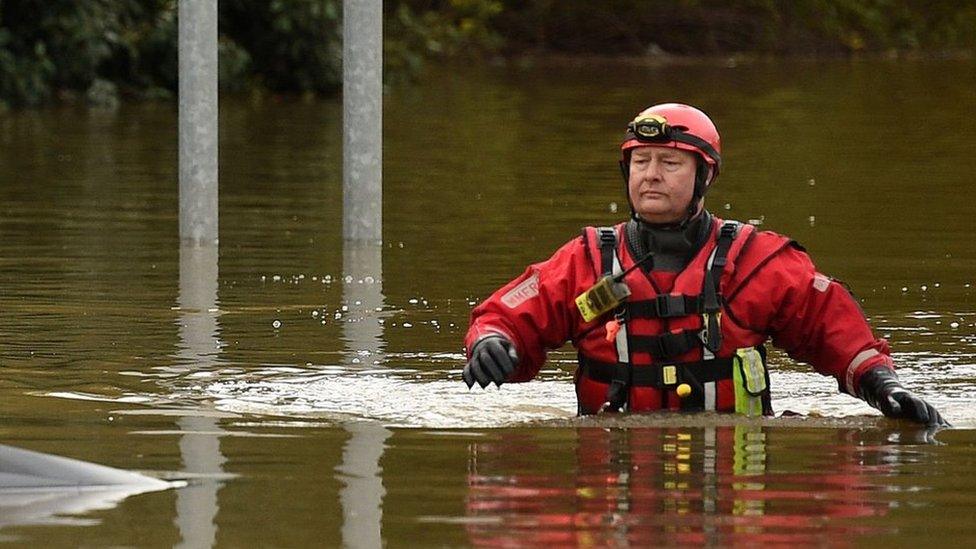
left=727, top=238, right=893, bottom=396
left=465, top=236, right=596, bottom=382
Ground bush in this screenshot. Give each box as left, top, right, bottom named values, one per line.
left=1, top=0, right=972, bottom=109
left=385, top=0, right=503, bottom=81
left=489, top=0, right=976, bottom=55
left=219, top=0, right=341, bottom=95
left=0, top=0, right=503, bottom=108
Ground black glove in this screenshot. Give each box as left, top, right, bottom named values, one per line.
left=462, top=335, right=518, bottom=389
left=859, top=367, right=950, bottom=427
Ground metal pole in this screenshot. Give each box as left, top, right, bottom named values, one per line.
left=179, top=0, right=219, bottom=245
left=343, top=0, right=383, bottom=242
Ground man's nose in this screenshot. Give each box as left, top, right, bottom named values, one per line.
left=643, top=160, right=663, bottom=182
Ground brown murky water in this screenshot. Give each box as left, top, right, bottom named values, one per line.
left=2, top=58, right=976, bottom=546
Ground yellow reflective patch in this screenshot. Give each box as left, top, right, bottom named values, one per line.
left=663, top=365, right=677, bottom=385
left=733, top=348, right=767, bottom=417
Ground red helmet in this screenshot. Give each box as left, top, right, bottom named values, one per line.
left=619, top=103, right=722, bottom=223
left=620, top=103, right=721, bottom=175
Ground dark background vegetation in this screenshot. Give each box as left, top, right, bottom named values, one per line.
left=1, top=0, right=974, bottom=109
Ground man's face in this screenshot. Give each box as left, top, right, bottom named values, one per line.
left=627, top=146, right=699, bottom=224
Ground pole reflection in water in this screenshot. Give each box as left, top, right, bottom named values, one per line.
left=340, top=240, right=388, bottom=369
left=175, top=244, right=226, bottom=548
left=465, top=426, right=897, bottom=547
left=338, top=421, right=390, bottom=549
left=337, top=240, right=390, bottom=548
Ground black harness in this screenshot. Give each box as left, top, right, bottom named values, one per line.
left=580, top=221, right=769, bottom=413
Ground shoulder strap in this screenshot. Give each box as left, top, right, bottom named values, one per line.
left=709, top=221, right=740, bottom=294
left=596, top=226, right=617, bottom=277
left=701, top=221, right=742, bottom=355
left=591, top=225, right=631, bottom=412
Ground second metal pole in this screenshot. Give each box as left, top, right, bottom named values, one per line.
left=342, top=0, right=383, bottom=242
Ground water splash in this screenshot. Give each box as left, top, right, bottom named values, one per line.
left=205, top=369, right=577, bottom=428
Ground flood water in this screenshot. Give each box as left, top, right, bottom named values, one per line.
left=2, top=58, right=976, bottom=546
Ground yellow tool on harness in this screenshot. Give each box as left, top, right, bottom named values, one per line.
left=575, top=275, right=631, bottom=322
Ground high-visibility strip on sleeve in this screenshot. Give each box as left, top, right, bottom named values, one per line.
left=845, top=348, right=880, bottom=396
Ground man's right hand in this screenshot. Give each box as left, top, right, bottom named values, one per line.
left=463, top=335, right=518, bottom=389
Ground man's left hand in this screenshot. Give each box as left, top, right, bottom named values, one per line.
left=859, top=367, right=950, bottom=427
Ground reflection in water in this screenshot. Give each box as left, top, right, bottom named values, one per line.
left=341, top=240, right=387, bottom=367
left=0, top=487, right=157, bottom=529
left=465, top=426, right=896, bottom=546
left=337, top=421, right=391, bottom=549
left=0, top=444, right=173, bottom=529
left=175, top=244, right=226, bottom=548
left=338, top=240, right=390, bottom=547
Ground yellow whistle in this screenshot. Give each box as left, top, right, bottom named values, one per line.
left=676, top=383, right=692, bottom=398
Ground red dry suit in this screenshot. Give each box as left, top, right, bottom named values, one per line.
left=465, top=215, right=893, bottom=415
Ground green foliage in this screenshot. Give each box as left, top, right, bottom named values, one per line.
left=0, top=0, right=502, bottom=108
left=1, top=1, right=111, bottom=106
left=489, top=0, right=976, bottom=55
left=0, top=0, right=179, bottom=106
left=1, top=0, right=973, bottom=109
left=385, top=0, right=504, bottom=84
left=219, top=0, right=341, bottom=95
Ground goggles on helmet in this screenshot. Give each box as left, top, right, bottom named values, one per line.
left=625, top=114, right=721, bottom=168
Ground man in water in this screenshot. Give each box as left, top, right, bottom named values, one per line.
left=462, top=102, right=946, bottom=426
